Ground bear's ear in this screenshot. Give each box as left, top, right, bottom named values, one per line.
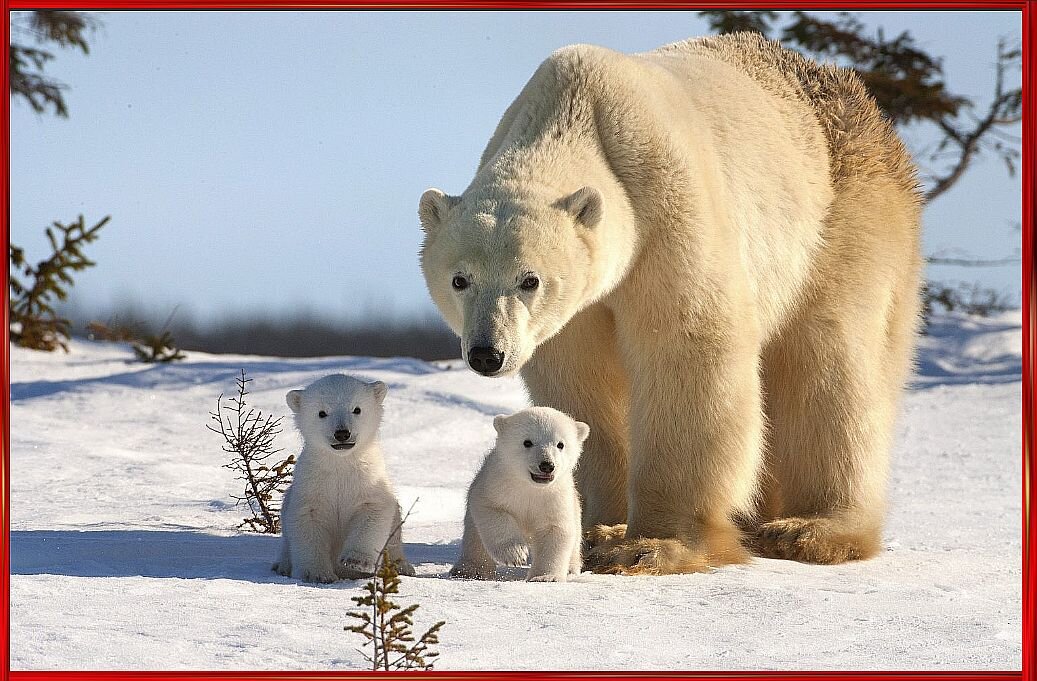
left=575, top=421, right=591, bottom=443
left=562, top=187, right=603, bottom=228
left=370, top=380, right=388, bottom=404
left=492, top=414, right=509, bottom=434
left=418, top=188, right=461, bottom=233
left=286, top=390, right=304, bottom=414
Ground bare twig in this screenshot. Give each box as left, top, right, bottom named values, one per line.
left=924, top=38, right=1021, bottom=202
left=207, top=369, right=294, bottom=533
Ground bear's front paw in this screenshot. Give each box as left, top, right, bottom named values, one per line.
left=586, top=536, right=715, bottom=576
left=337, top=557, right=377, bottom=580
left=295, top=566, right=339, bottom=583
left=489, top=541, right=529, bottom=567
left=527, top=573, right=565, bottom=583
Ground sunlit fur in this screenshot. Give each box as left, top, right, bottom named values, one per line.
left=421, top=33, right=923, bottom=574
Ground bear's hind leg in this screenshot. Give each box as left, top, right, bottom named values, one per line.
left=756, top=179, right=921, bottom=564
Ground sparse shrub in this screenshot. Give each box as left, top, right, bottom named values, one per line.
left=207, top=369, right=294, bottom=533
left=345, top=505, right=445, bottom=671
left=85, top=319, right=138, bottom=342
left=923, top=281, right=1015, bottom=321
left=86, top=310, right=186, bottom=362
left=132, top=330, right=186, bottom=363
left=9, top=215, right=109, bottom=352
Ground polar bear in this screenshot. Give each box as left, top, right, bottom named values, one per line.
left=418, top=33, right=923, bottom=575
left=273, top=374, right=415, bottom=583
left=450, top=407, right=589, bottom=582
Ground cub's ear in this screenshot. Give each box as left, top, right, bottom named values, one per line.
left=562, top=186, right=603, bottom=228
left=575, top=421, right=591, bottom=443
left=286, top=390, right=304, bottom=414
left=370, top=380, right=388, bottom=404
left=418, top=188, right=461, bottom=233
left=492, top=414, right=509, bottom=434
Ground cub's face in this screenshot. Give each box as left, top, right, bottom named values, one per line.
left=287, top=375, right=387, bottom=455
left=493, top=407, right=590, bottom=486
left=418, top=186, right=603, bottom=377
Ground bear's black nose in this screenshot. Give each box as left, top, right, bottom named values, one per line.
left=538, top=460, right=555, bottom=474
left=468, top=346, right=505, bottom=374
left=334, top=429, right=352, bottom=442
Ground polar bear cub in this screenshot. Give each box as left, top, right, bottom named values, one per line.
left=451, top=407, right=590, bottom=582
left=273, top=374, right=415, bottom=583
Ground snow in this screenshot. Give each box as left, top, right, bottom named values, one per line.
left=9, top=311, right=1023, bottom=670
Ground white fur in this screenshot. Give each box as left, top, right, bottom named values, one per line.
left=421, top=36, right=923, bottom=573
left=273, top=374, right=414, bottom=583
left=450, top=407, right=590, bottom=582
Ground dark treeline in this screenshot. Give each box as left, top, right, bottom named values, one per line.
left=71, top=307, right=462, bottom=361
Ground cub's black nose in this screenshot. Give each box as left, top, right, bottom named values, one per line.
left=538, top=461, right=555, bottom=474
left=468, top=346, right=505, bottom=374
left=334, top=429, right=352, bottom=442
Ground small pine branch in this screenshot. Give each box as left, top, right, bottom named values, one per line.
left=131, top=307, right=186, bottom=363
left=206, top=369, right=293, bottom=533
left=9, top=215, right=109, bottom=352
left=132, top=331, right=186, bottom=363
left=86, top=319, right=138, bottom=342
left=344, top=503, right=446, bottom=671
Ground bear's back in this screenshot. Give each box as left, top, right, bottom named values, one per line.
left=653, top=33, right=919, bottom=200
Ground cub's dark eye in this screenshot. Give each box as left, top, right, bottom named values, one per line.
left=318, top=410, right=327, bottom=419
left=523, top=440, right=533, bottom=448
left=520, top=275, right=540, bottom=291
left=452, top=275, right=469, bottom=291
left=353, top=407, right=361, bottom=414
left=557, top=442, right=564, bottom=449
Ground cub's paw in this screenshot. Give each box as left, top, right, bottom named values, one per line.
left=449, top=561, right=496, bottom=580
left=488, top=542, right=529, bottom=567
left=527, top=574, right=565, bottom=583
left=751, top=517, right=879, bottom=564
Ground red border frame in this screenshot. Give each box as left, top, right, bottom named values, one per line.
left=2, top=2, right=1032, bottom=679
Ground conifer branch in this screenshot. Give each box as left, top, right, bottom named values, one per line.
left=206, top=369, right=294, bottom=533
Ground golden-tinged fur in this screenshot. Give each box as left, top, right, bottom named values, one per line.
left=419, top=33, right=923, bottom=575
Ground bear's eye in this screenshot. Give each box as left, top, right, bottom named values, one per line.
left=451, top=275, right=469, bottom=291
left=520, top=275, right=540, bottom=291
left=523, top=440, right=533, bottom=448
left=353, top=407, right=361, bottom=414
left=557, top=442, right=564, bottom=449
left=318, top=410, right=327, bottom=419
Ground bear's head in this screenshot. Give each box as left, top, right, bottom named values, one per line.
left=286, top=374, right=388, bottom=456
left=492, top=406, right=590, bottom=486
left=418, top=184, right=606, bottom=377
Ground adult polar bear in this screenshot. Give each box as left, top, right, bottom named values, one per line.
left=419, top=33, right=923, bottom=575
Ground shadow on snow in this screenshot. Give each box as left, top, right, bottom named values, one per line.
left=10, top=529, right=464, bottom=585
left=11, top=354, right=446, bottom=402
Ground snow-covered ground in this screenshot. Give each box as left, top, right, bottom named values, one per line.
left=9, top=311, right=1023, bottom=670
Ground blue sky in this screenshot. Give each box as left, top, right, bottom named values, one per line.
left=10, top=10, right=1023, bottom=324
